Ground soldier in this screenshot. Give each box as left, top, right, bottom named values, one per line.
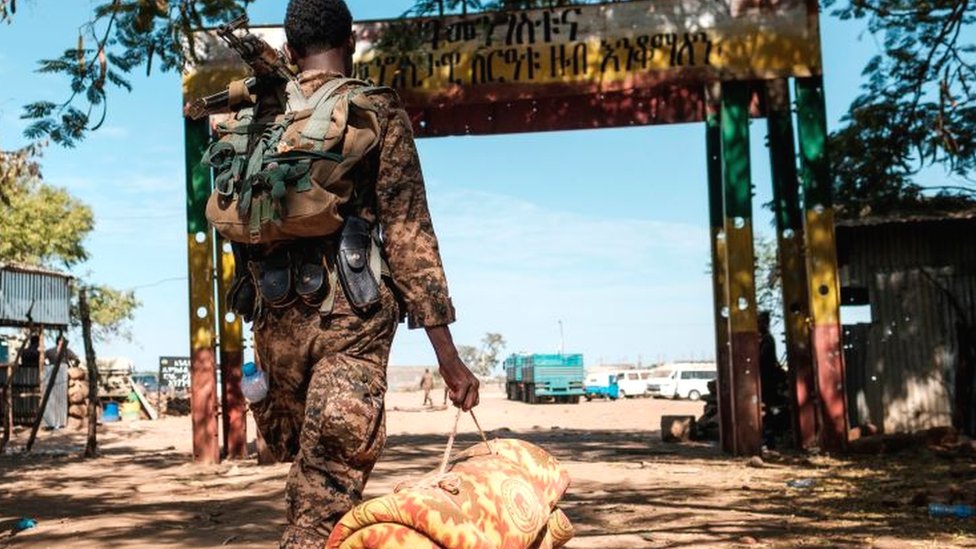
left=237, top=1, right=481, bottom=546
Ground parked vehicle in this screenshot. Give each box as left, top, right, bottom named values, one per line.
left=505, top=353, right=585, bottom=404
left=504, top=354, right=526, bottom=402
left=646, top=362, right=717, bottom=400
left=583, top=373, right=619, bottom=401
left=613, top=370, right=651, bottom=398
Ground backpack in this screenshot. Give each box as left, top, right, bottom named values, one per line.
left=203, top=77, right=385, bottom=244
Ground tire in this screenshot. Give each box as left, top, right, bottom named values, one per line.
left=585, top=394, right=593, bottom=402
left=688, top=390, right=701, bottom=401
left=570, top=395, right=581, bottom=404
left=619, top=389, right=627, bottom=399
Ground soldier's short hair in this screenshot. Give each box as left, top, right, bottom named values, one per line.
left=285, top=0, right=353, bottom=56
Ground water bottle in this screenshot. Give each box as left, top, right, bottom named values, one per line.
left=241, top=362, right=268, bottom=403
left=928, top=503, right=975, bottom=519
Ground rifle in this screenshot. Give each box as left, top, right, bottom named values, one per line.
left=184, top=14, right=295, bottom=120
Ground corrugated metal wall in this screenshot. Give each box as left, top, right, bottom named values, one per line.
left=0, top=364, right=42, bottom=426
left=838, top=218, right=976, bottom=434
left=0, top=267, right=72, bottom=328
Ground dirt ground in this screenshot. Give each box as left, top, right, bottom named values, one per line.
left=1, top=388, right=974, bottom=549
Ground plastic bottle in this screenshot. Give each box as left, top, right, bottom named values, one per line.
left=928, top=503, right=975, bottom=519
left=240, top=362, right=268, bottom=403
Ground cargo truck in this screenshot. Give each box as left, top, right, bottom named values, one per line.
left=504, top=353, right=585, bottom=404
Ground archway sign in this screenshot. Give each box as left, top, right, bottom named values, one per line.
left=182, top=0, right=847, bottom=463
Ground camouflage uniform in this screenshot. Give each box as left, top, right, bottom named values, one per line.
left=249, top=71, right=456, bottom=548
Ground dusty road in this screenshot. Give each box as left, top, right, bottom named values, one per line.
left=1, top=389, right=974, bottom=548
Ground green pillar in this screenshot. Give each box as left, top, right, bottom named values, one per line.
left=184, top=117, right=220, bottom=464
left=765, top=79, right=817, bottom=450
left=720, top=81, right=762, bottom=456
left=795, top=76, right=849, bottom=453
left=706, top=84, right=735, bottom=454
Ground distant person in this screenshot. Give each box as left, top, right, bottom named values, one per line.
left=19, top=335, right=41, bottom=369
left=420, top=368, right=434, bottom=407
left=44, top=335, right=80, bottom=369
left=758, top=311, right=788, bottom=446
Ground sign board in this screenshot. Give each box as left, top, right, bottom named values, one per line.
left=183, top=0, right=820, bottom=134
left=158, top=356, right=191, bottom=392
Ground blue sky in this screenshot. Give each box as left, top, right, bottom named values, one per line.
left=0, top=0, right=922, bottom=371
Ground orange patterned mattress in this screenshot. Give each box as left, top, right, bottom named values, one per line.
left=326, top=438, right=574, bottom=549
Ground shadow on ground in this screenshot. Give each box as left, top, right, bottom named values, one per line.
left=0, top=427, right=973, bottom=548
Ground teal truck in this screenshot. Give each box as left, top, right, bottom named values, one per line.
left=504, top=353, right=585, bottom=404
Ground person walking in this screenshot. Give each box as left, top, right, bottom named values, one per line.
left=209, top=2, right=480, bottom=546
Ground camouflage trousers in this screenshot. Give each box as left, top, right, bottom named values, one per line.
left=252, top=284, right=400, bottom=549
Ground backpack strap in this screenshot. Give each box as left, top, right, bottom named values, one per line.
left=299, top=78, right=372, bottom=143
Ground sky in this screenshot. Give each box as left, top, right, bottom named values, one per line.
left=0, top=0, right=930, bottom=372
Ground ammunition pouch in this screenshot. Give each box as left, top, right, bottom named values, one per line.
left=249, top=250, right=295, bottom=308
left=295, top=247, right=329, bottom=306
left=337, top=216, right=382, bottom=315
left=226, top=219, right=388, bottom=322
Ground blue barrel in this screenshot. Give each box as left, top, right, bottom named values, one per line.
left=103, top=402, right=121, bottom=423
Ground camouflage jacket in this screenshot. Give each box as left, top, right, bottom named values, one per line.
left=297, top=70, right=456, bottom=329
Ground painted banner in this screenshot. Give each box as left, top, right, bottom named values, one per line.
left=183, top=0, right=821, bottom=134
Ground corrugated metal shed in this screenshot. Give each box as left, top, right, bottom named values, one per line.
left=0, top=263, right=72, bottom=328
left=837, top=214, right=976, bottom=435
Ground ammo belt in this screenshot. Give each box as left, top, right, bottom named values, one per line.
left=236, top=219, right=390, bottom=325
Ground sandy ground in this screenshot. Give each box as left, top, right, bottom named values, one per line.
left=1, top=388, right=974, bottom=549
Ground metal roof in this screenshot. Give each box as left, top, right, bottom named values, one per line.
left=836, top=208, right=976, bottom=228
left=0, top=264, right=73, bottom=328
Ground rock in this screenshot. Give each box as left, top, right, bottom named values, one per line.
left=67, top=367, right=87, bottom=381
left=68, top=404, right=88, bottom=419
left=747, top=456, right=765, bottom=469
left=67, top=416, right=85, bottom=431
left=661, top=415, right=696, bottom=443
left=738, top=536, right=758, bottom=545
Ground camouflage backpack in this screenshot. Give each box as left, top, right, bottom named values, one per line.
left=203, top=77, right=386, bottom=244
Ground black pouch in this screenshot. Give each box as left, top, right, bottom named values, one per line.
left=337, top=216, right=381, bottom=314
left=295, top=248, right=328, bottom=306
left=251, top=251, right=295, bottom=308
left=227, top=243, right=258, bottom=322
left=228, top=275, right=258, bottom=322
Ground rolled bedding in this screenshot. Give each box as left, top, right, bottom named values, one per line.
left=326, top=438, right=574, bottom=549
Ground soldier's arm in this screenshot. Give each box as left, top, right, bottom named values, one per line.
left=373, top=95, right=479, bottom=411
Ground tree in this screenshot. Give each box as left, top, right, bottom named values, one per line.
left=478, top=332, right=506, bottom=375
left=457, top=345, right=481, bottom=371
left=824, top=0, right=976, bottom=216
left=0, top=148, right=140, bottom=339
left=456, top=334, right=506, bottom=376
left=754, top=237, right=782, bottom=324
left=10, top=0, right=253, bottom=147
left=0, top=176, right=94, bottom=268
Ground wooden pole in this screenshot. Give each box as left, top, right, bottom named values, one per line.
left=80, top=289, right=100, bottom=458
left=25, top=335, right=67, bottom=452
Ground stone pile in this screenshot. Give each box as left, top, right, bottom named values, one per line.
left=67, top=366, right=90, bottom=430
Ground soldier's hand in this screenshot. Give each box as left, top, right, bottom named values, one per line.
left=425, top=325, right=480, bottom=412
left=439, top=356, right=480, bottom=412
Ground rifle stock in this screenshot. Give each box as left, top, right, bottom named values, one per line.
left=183, top=15, right=294, bottom=120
